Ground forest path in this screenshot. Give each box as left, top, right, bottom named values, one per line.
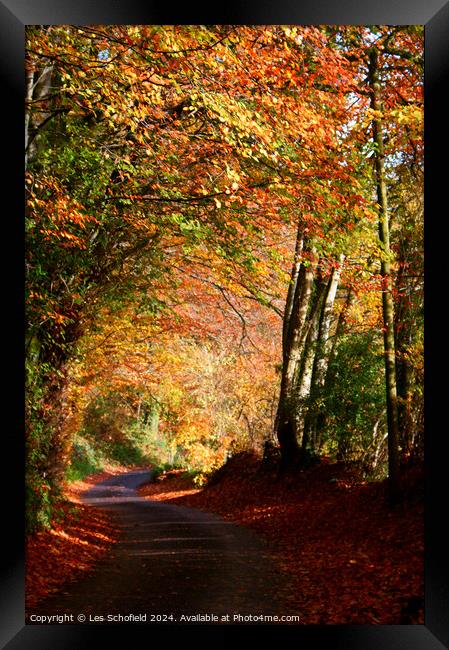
left=29, top=470, right=296, bottom=624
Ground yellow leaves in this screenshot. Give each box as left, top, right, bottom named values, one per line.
left=283, top=26, right=297, bottom=39
left=27, top=197, right=45, bottom=209
left=71, top=300, right=162, bottom=401
left=359, top=104, right=423, bottom=136
left=282, top=25, right=304, bottom=46
left=390, top=105, right=423, bottom=127
left=28, top=290, right=45, bottom=301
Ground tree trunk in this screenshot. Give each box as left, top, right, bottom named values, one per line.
left=305, top=255, right=344, bottom=451
left=25, top=61, right=55, bottom=168
left=394, top=240, right=414, bottom=459
left=395, top=316, right=413, bottom=458
left=295, top=275, right=326, bottom=446
left=282, top=225, right=303, bottom=362
left=25, top=61, right=35, bottom=170
left=276, top=234, right=317, bottom=468
left=147, top=400, right=160, bottom=436
left=296, top=282, right=325, bottom=456
left=368, top=47, right=401, bottom=505
left=315, top=288, right=354, bottom=454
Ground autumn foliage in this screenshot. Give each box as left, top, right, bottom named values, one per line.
left=25, top=24, right=423, bottom=624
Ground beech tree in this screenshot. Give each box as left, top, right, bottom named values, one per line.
left=367, top=45, right=400, bottom=504
left=273, top=26, right=423, bottom=492
left=302, top=255, right=345, bottom=455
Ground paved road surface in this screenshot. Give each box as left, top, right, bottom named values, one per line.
left=28, top=470, right=297, bottom=625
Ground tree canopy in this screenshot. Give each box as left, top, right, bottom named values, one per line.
left=25, top=24, right=423, bottom=531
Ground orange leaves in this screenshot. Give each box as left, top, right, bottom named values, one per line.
left=172, top=455, right=423, bottom=624
left=48, top=311, right=70, bottom=325
left=39, top=228, right=86, bottom=249
left=26, top=499, right=120, bottom=611
left=25, top=26, right=423, bottom=515
left=27, top=175, right=98, bottom=251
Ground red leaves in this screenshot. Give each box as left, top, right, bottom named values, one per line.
left=161, top=455, right=423, bottom=624
left=26, top=471, right=122, bottom=612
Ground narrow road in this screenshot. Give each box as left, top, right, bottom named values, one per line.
left=28, top=470, right=297, bottom=624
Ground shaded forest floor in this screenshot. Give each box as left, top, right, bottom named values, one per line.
left=138, top=454, right=424, bottom=625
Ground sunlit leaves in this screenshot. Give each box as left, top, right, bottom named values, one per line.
left=25, top=24, right=423, bottom=531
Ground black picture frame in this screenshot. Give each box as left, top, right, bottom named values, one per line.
left=2, top=1, right=448, bottom=647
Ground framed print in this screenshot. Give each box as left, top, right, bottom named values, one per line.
left=2, top=0, right=448, bottom=647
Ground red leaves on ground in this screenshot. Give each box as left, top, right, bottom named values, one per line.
left=26, top=460, right=423, bottom=624
left=26, top=503, right=119, bottom=611
left=26, top=468, right=124, bottom=611
left=138, top=455, right=424, bottom=625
